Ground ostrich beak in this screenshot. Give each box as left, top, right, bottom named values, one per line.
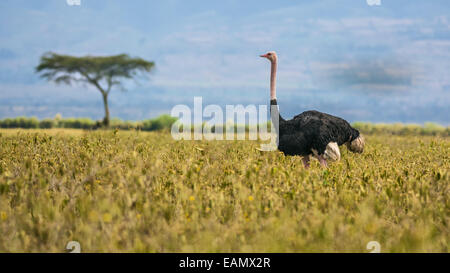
left=260, top=54, right=268, bottom=58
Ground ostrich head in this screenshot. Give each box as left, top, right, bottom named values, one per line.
left=347, top=134, right=365, bottom=153
left=260, top=51, right=277, bottom=62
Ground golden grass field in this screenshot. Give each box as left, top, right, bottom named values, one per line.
left=0, top=129, right=448, bottom=252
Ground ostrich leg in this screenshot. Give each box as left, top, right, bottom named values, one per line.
left=302, top=155, right=310, bottom=168
left=318, top=155, right=328, bottom=167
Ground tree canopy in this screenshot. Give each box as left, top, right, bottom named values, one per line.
left=36, top=52, right=155, bottom=126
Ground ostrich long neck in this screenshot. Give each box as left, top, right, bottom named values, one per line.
left=269, top=57, right=285, bottom=124
left=270, top=59, right=277, bottom=100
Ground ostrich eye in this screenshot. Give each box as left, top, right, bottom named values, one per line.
left=267, top=53, right=271, bottom=56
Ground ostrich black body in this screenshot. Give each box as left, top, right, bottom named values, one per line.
left=270, top=99, right=360, bottom=156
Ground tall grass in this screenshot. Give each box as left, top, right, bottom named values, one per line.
left=0, top=129, right=448, bottom=252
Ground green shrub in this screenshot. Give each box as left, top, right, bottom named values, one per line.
left=352, top=122, right=449, bottom=137
left=141, top=114, right=177, bottom=131
left=0, top=115, right=447, bottom=136
left=58, top=118, right=96, bottom=129
left=0, top=117, right=39, bottom=128
left=39, top=118, right=56, bottom=129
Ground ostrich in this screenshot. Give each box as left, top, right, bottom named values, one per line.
left=260, top=51, right=365, bottom=167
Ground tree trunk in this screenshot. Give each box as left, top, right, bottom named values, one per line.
left=102, top=92, right=110, bottom=127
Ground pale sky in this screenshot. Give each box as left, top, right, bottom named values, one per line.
left=0, top=0, right=449, bottom=124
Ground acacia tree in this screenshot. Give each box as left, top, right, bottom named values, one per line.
left=36, top=52, right=154, bottom=127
